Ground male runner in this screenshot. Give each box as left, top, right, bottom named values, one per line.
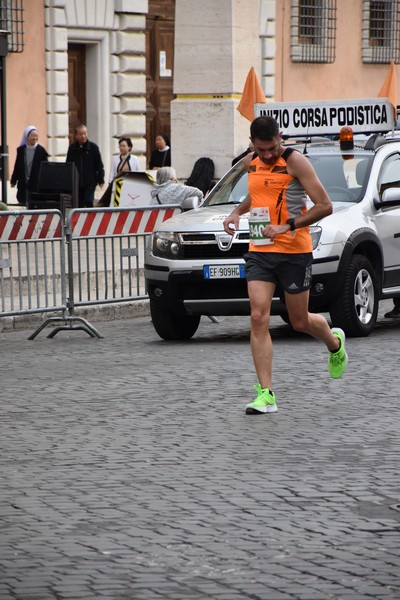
left=223, top=116, right=348, bottom=414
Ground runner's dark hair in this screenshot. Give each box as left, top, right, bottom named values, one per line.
left=250, top=116, right=279, bottom=141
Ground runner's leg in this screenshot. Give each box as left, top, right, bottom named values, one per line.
left=247, top=280, right=276, bottom=388
left=285, top=290, right=340, bottom=352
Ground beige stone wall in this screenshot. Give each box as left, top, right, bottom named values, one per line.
left=274, top=0, right=399, bottom=103
left=4, top=0, right=149, bottom=203
left=260, top=0, right=276, bottom=98
left=172, top=0, right=261, bottom=180
left=5, top=0, right=397, bottom=205
left=44, top=0, right=148, bottom=178
left=7, top=0, right=47, bottom=178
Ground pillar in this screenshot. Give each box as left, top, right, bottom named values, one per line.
left=171, top=0, right=261, bottom=180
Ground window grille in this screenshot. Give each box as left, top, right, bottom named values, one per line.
left=362, top=0, right=400, bottom=63
left=291, top=0, right=337, bottom=63
left=0, top=0, right=24, bottom=53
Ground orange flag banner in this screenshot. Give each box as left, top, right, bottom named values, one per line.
left=237, top=67, right=267, bottom=122
left=378, top=59, right=398, bottom=120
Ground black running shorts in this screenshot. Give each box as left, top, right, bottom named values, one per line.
left=244, top=251, right=313, bottom=294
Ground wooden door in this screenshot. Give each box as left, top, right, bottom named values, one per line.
left=146, top=1, right=175, bottom=167
left=68, top=44, right=87, bottom=145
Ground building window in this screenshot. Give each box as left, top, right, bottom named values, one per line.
left=0, top=0, right=24, bottom=53
left=291, top=0, right=337, bottom=63
left=362, top=0, right=400, bottom=63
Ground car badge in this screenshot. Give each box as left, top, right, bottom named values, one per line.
left=217, top=234, right=233, bottom=250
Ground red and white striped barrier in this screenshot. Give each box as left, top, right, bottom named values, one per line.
left=0, top=211, right=63, bottom=241
left=69, top=206, right=181, bottom=238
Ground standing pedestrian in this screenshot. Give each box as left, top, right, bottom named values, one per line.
left=66, top=124, right=105, bottom=207
left=149, top=134, right=171, bottom=170
left=97, top=136, right=141, bottom=207
left=223, top=116, right=348, bottom=415
left=10, top=125, right=49, bottom=207
left=384, top=298, right=400, bottom=318
left=108, top=136, right=140, bottom=183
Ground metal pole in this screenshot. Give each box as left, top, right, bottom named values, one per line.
left=0, top=44, right=8, bottom=205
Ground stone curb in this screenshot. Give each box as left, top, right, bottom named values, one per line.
left=0, top=299, right=150, bottom=333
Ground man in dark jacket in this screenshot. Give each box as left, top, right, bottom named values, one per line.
left=66, top=124, right=105, bottom=207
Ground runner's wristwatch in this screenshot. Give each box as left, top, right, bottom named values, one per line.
left=286, top=218, right=296, bottom=231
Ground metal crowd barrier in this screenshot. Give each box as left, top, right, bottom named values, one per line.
left=0, top=205, right=182, bottom=339
left=0, top=209, right=67, bottom=318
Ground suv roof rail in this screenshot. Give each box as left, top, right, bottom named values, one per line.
left=365, top=133, right=387, bottom=151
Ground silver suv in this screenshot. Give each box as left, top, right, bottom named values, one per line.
left=145, top=132, right=400, bottom=340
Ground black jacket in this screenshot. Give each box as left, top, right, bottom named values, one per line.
left=149, top=148, right=171, bottom=170
left=66, top=140, right=105, bottom=188
left=10, top=144, right=49, bottom=204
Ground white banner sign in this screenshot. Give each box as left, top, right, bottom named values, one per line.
left=254, top=98, right=395, bottom=136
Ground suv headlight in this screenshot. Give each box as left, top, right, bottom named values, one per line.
left=310, top=226, right=322, bottom=250
left=152, top=231, right=182, bottom=258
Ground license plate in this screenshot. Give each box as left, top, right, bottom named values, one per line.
left=203, top=264, right=245, bottom=279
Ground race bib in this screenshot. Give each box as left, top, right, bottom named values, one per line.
left=249, top=207, right=274, bottom=245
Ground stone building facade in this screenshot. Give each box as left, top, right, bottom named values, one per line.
left=3, top=0, right=399, bottom=203
left=44, top=0, right=148, bottom=169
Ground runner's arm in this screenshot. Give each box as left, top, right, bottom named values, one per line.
left=285, top=151, right=332, bottom=230
left=223, top=193, right=251, bottom=235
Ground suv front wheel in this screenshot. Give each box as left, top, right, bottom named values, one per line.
left=150, top=301, right=201, bottom=340
left=329, top=254, right=379, bottom=337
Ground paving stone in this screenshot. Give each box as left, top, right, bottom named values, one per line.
left=1, top=307, right=400, bottom=599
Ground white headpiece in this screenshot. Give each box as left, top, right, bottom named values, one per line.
left=19, top=125, right=37, bottom=147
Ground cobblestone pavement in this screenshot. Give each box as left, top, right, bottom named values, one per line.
left=1, top=304, right=400, bottom=600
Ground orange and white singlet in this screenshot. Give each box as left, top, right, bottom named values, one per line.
left=248, top=149, right=312, bottom=254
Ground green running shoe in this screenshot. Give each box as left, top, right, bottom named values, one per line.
left=245, top=384, right=278, bottom=414
left=328, top=327, right=348, bottom=379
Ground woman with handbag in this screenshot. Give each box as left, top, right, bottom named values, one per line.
left=98, top=137, right=140, bottom=207
left=108, top=137, right=140, bottom=182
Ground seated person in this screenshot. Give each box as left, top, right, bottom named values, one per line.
left=150, top=167, right=204, bottom=206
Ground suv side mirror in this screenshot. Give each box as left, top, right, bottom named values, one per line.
left=375, top=186, right=400, bottom=209
left=181, top=196, right=201, bottom=211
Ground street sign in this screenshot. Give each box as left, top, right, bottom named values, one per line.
left=254, top=98, right=395, bottom=136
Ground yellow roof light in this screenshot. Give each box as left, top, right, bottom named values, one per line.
left=340, top=126, right=354, bottom=151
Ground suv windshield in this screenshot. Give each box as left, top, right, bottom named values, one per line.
left=205, top=162, right=248, bottom=207
left=205, top=151, right=374, bottom=207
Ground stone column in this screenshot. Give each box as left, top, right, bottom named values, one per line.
left=112, top=1, right=148, bottom=169
left=172, top=0, right=261, bottom=180
left=44, top=0, right=148, bottom=174
left=44, top=1, right=70, bottom=161
left=260, top=0, right=276, bottom=99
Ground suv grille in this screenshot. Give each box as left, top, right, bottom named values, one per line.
left=180, top=232, right=249, bottom=260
